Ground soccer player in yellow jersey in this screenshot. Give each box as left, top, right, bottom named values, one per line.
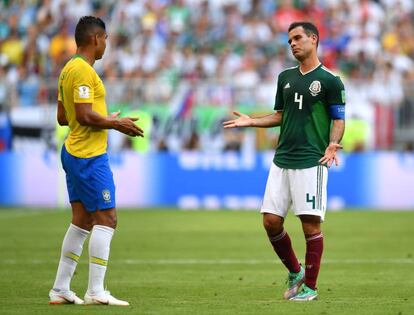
left=49, top=16, right=143, bottom=306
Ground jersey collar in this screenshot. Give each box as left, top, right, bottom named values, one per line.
left=72, top=54, right=87, bottom=61
left=299, top=63, right=322, bottom=76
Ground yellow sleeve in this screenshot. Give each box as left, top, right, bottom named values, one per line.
left=58, top=71, right=64, bottom=102
left=72, top=64, right=95, bottom=104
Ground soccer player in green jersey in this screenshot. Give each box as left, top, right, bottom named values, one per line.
left=49, top=16, right=144, bottom=306
left=223, top=21, right=345, bottom=301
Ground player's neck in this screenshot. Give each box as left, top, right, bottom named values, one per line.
left=299, top=55, right=320, bottom=74
left=75, top=48, right=95, bottom=66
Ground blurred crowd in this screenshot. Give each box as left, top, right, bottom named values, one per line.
left=1, top=0, right=414, bottom=152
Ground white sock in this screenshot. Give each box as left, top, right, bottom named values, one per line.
left=52, top=223, right=90, bottom=292
left=87, top=225, right=114, bottom=296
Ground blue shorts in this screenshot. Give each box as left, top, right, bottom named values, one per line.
left=61, top=144, right=116, bottom=212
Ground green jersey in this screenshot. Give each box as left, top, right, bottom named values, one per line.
left=273, top=64, right=345, bottom=169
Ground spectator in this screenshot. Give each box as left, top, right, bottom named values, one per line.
left=1, top=0, right=414, bottom=151
left=17, top=66, right=40, bottom=107
left=48, top=20, right=76, bottom=72
left=1, top=28, right=24, bottom=66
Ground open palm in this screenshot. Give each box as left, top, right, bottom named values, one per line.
left=319, top=143, right=343, bottom=167
left=223, top=111, right=252, bottom=128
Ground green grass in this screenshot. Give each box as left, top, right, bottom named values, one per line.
left=0, top=209, right=413, bottom=314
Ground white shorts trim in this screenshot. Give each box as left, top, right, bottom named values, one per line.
left=260, top=163, right=328, bottom=221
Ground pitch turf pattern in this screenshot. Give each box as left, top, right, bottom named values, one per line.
left=0, top=210, right=413, bottom=314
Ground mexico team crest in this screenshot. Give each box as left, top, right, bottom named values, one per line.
left=102, top=189, right=111, bottom=202
left=309, top=81, right=321, bottom=96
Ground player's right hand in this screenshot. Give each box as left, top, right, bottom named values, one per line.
left=116, top=117, right=144, bottom=137
left=319, top=142, right=342, bottom=167
left=222, top=111, right=252, bottom=128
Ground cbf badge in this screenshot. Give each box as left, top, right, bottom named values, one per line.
left=102, top=189, right=111, bottom=203
left=309, top=80, right=321, bottom=96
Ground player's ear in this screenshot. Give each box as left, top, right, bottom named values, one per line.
left=311, top=34, right=318, bottom=44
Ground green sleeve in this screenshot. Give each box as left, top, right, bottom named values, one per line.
left=326, top=76, right=345, bottom=106
left=274, top=74, right=284, bottom=111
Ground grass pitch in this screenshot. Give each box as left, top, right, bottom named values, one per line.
left=0, top=209, right=413, bottom=315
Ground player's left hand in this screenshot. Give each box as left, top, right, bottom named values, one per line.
left=319, top=143, right=343, bottom=167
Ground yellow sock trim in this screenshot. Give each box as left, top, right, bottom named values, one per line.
left=64, top=251, right=80, bottom=263
left=90, top=256, right=108, bottom=266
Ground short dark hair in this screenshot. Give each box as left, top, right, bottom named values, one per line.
left=288, top=21, right=319, bottom=47
left=75, top=16, right=106, bottom=47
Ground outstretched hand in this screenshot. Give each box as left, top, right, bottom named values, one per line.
left=116, top=117, right=144, bottom=137
left=222, top=111, right=253, bottom=129
left=319, top=143, right=343, bottom=167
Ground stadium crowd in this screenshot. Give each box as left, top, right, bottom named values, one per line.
left=1, top=0, right=414, bottom=152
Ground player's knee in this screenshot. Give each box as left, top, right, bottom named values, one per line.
left=299, top=215, right=321, bottom=235
left=109, top=215, right=117, bottom=229
left=106, top=210, right=117, bottom=229
left=302, top=223, right=320, bottom=236
left=263, top=215, right=283, bottom=235
left=72, top=216, right=94, bottom=231
left=97, top=212, right=117, bottom=229
left=84, top=218, right=95, bottom=231
left=99, top=216, right=116, bottom=229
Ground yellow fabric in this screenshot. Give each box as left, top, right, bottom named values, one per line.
left=90, top=256, right=108, bottom=266
left=1, top=38, right=24, bottom=66
left=64, top=251, right=80, bottom=263
left=382, top=32, right=398, bottom=52
left=49, top=35, right=76, bottom=61
left=58, top=56, right=108, bottom=158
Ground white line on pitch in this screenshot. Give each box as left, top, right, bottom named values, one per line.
left=0, top=258, right=413, bottom=265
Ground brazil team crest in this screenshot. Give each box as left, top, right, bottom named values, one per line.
left=309, top=81, right=321, bottom=96
left=102, top=189, right=111, bottom=203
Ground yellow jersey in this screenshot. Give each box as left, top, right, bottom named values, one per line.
left=58, top=55, right=108, bottom=158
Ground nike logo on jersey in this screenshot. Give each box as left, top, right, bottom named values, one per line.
left=284, top=83, right=290, bottom=89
